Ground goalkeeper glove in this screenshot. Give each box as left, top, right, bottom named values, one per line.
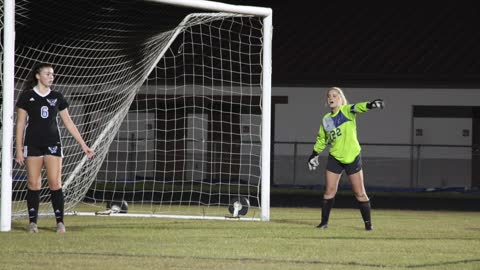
left=367, top=99, right=384, bottom=109
left=308, top=151, right=319, bottom=171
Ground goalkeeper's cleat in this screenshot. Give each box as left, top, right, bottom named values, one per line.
left=364, top=221, right=373, bottom=231
left=316, top=222, right=328, bottom=229
left=56, top=222, right=66, bottom=234
left=28, top=222, right=38, bottom=233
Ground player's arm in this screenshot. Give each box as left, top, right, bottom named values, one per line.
left=15, top=108, right=28, bottom=165
left=59, top=108, right=95, bottom=158
left=308, top=125, right=328, bottom=170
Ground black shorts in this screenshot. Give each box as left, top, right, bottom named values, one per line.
left=23, top=144, right=63, bottom=158
left=326, top=154, right=362, bottom=175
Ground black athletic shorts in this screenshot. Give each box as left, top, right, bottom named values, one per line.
left=23, top=144, right=63, bottom=158
left=326, top=154, right=362, bottom=175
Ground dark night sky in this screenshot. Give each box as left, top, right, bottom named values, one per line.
left=12, top=0, right=480, bottom=88
left=220, top=1, right=480, bottom=88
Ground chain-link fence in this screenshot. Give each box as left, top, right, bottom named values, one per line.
left=273, top=141, right=476, bottom=191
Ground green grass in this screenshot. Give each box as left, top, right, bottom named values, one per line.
left=1, top=208, right=479, bottom=270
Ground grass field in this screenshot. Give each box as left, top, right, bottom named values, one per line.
left=1, top=207, right=479, bottom=270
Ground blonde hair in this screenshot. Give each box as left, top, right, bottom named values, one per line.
left=326, top=87, right=348, bottom=106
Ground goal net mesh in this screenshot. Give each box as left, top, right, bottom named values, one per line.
left=2, top=0, right=266, bottom=219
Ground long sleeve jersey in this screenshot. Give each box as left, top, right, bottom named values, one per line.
left=313, top=102, right=370, bottom=164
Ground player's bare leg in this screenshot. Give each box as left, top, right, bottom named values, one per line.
left=44, top=155, right=66, bottom=233
left=349, top=170, right=373, bottom=230
left=44, top=155, right=62, bottom=190
left=25, top=157, right=43, bottom=232
left=317, top=170, right=341, bottom=228
left=26, top=157, right=43, bottom=190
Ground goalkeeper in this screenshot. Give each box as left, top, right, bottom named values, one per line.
left=307, top=87, right=384, bottom=231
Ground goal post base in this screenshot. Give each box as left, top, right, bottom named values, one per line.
left=67, top=211, right=261, bottom=221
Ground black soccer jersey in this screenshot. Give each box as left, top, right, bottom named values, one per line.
left=16, top=88, right=69, bottom=147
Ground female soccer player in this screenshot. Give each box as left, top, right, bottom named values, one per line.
left=307, top=87, right=383, bottom=230
left=15, top=63, right=95, bottom=233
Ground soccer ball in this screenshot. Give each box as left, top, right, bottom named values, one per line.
left=228, top=196, right=250, bottom=217
left=106, top=200, right=129, bottom=213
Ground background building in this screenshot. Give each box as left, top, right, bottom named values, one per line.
left=218, top=1, right=480, bottom=191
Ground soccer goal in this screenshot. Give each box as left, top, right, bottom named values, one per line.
left=1, top=0, right=272, bottom=231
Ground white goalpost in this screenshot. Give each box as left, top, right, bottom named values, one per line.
left=0, top=0, right=272, bottom=231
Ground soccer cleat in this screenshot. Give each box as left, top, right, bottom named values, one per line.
left=365, top=221, right=373, bottom=231
left=56, top=222, right=66, bottom=234
left=316, top=222, right=328, bottom=229
left=28, top=222, right=38, bottom=233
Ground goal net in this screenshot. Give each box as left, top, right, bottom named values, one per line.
left=1, top=0, right=272, bottom=229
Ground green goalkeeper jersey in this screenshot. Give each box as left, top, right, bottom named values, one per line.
left=313, top=102, right=370, bottom=164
